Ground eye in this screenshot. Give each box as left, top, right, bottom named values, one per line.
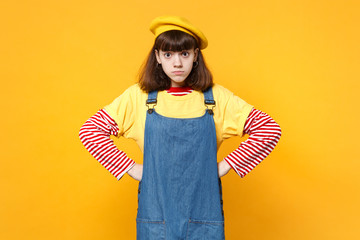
left=164, top=52, right=172, bottom=58
left=181, top=51, right=189, bottom=57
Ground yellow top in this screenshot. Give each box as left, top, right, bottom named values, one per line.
left=104, top=84, right=253, bottom=152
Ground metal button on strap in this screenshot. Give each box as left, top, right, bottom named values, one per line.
left=204, top=99, right=216, bottom=115
left=146, top=99, right=157, bottom=114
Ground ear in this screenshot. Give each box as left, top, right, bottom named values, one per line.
left=155, top=49, right=161, bottom=64
left=194, top=48, right=199, bottom=62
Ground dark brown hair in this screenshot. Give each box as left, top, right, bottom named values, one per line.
left=138, top=30, right=213, bottom=92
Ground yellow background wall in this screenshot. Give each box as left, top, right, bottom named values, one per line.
left=1, top=0, right=359, bottom=239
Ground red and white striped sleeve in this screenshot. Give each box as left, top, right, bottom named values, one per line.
left=224, top=108, right=282, bottom=178
left=79, top=109, right=135, bottom=180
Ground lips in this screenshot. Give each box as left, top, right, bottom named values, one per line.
left=172, top=71, right=184, bottom=75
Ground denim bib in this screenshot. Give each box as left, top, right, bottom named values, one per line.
left=136, top=88, right=225, bottom=240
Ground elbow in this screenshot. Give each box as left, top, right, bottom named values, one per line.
left=78, top=124, right=85, bottom=144
left=274, top=121, right=282, bottom=142
left=78, top=120, right=90, bottom=144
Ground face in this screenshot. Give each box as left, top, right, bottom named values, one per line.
left=155, top=48, right=199, bottom=87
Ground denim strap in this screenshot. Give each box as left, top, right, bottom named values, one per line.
left=146, top=91, right=158, bottom=114
left=147, top=90, right=158, bottom=102
left=203, top=87, right=215, bottom=115
left=203, top=87, right=214, bottom=102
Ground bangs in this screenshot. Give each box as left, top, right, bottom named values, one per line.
left=155, top=30, right=198, bottom=51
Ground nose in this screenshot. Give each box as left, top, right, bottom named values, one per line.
left=173, top=53, right=182, bottom=68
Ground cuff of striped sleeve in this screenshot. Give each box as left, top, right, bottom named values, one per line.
left=223, top=157, right=247, bottom=178
left=116, top=158, right=136, bottom=180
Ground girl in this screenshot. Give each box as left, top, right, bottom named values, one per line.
left=79, top=16, right=281, bottom=240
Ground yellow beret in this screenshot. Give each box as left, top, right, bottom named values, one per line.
left=149, top=16, right=208, bottom=49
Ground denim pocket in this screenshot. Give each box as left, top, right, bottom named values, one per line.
left=136, top=219, right=166, bottom=240
left=186, top=219, right=225, bottom=240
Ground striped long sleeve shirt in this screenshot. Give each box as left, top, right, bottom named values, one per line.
left=79, top=89, right=281, bottom=180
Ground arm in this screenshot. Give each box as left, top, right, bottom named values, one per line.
left=79, top=109, right=140, bottom=180
left=127, top=163, right=143, bottom=181
left=220, top=108, right=282, bottom=178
